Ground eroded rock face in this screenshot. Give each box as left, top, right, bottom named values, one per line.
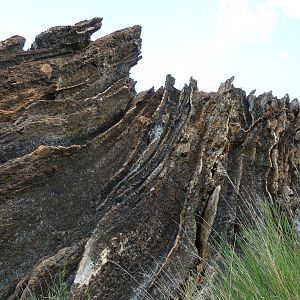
left=0, top=18, right=299, bottom=300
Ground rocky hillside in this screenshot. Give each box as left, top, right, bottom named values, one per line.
left=0, top=18, right=299, bottom=300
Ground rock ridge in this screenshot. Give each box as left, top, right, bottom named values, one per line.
left=0, top=18, right=299, bottom=300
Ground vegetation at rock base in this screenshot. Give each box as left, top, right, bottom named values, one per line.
left=28, top=270, right=70, bottom=300
left=29, top=287, right=69, bottom=300
left=32, top=204, right=299, bottom=300
left=182, top=203, right=300, bottom=300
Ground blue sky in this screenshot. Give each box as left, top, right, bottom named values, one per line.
left=1, top=0, right=300, bottom=99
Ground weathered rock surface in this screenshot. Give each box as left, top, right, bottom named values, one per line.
left=0, top=18, right=299, bottom=299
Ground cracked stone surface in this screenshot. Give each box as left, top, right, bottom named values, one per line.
left=0, top=18, right=299, bottom=300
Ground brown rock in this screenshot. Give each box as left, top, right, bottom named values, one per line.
left=8, top=241, right=85, bottom=300
left=0, top=35, right=26, bottom=54
left=31, top=17, right=102, bottom=50
left=0, top=18, right=299, bottom=300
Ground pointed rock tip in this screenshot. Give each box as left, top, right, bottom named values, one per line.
left=218, top=75, right=235, bottom=94
left=227, top=76, right=235, bottom=84
left=74, top=17, right=103, bottom=32
left=189, top=76, right=198, bottom=90
left=31, top=17, right=103, bottom=50
left=165, top=74, right=176, bottom=90
left=0, top=35, right=26, bottom=54
left=289, top=98, right=299, bottom=112
left=266, top=90, right=273, bottom=95
left=183, top=83, right=189, bottom=91
left=283, top=93, right=290, bottom=100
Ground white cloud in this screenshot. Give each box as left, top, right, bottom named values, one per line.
left=216, top=0, right=277, bottom=43
left=279, top=49, right=289, bottom=59
left=267, top=0, right=300, bottom=19
left=206, top=0, right=300, bottom=54
left=200, top=10, right=209, bottom=17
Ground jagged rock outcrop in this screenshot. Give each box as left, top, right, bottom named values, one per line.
left=0, top=18, right=299, bottom=300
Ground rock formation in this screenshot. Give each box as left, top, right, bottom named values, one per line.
left=0, top=18, right=299, bottom=300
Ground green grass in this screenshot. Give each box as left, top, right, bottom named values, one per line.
left=199, top=203, right=300, bottom=300
left=28, top=270, right=70, bottom=300
left=29, top=284, right=69, bottom=300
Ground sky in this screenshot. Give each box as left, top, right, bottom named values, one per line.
left=1, top=0, right=300, bottom=99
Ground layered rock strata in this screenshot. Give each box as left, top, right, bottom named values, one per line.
left=0, top=18, right=299, bottom=300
